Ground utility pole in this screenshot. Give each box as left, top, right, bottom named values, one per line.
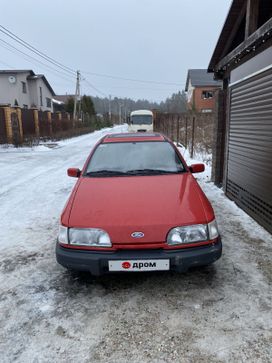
left=123, top=101, right=127, bottom=122
left=119, top=102, right=122, bottom=124
left=190, top=116, right=195, bottom=158
left=73, top=70, right=80, bottom=120
left=185, top=117, right=188, bottom=148
left=109, top=94, right=112, bottom=122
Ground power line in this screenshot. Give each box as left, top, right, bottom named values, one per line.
left=0, top=24, right=111, bottom=97
left=0, top=58, right=14, bottom=69
left=0, top=39, right=74, bottom=84
left=82, top=78, right=108, bottom=98
left=103, top=85, right=182, bottom=91
left=0, top=38, right=75, bottom=84
left=0, top=24, right=182, bottom=99
left=81, top=70, right=184, bottom=86
left=0, top=24, right=76, bottom=76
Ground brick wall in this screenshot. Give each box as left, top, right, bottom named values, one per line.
left=188, top=86, right=220, bottom=112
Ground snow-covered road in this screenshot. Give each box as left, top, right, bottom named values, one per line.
left=0, top=125, right=271, bottom=363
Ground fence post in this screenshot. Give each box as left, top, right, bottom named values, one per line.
left=190, top=116, right=195, bottom=158
left=47, top=111, right=53, bottom=136
left=15, top=107, right=24, bottom=142
left=3, top=107, right=13, bottom=144
left=32, top=109, right=40, bottom=137
left=56, top=111, right=62, bottom=120
left=176, top=116, right=180, bottom=144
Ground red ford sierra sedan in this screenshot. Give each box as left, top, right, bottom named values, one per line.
left=56, top=133, right=222, bottom=275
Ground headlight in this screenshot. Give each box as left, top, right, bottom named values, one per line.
left=69, top=228, right=112, bottom=247
left=167, top=220, right=219, bottom=246
left=167, top=224, right=208, bottom=245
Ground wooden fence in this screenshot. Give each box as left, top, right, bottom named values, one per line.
left=0, top=106, right=101, bottom=145
left=154, top=112, right=215, bottom=158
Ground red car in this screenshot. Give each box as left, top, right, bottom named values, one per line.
left=56, top=133, right=222, bottom=275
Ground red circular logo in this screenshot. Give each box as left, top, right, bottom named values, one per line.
left=122, top=261, right=131, bottom=269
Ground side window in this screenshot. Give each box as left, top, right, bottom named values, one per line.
left=46, top=98, right=51, bottom=108
left=39, top=87, right=43, bottom=106
left=202, top=90, right=214, bottom=99
left=22, top=81, right=27, bottom=94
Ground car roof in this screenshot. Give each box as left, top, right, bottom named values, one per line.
left=102, top=132, right=166, bottom=143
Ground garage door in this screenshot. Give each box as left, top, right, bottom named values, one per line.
left=227, top=68, right=272, bottom=234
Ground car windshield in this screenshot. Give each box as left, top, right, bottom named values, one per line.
left=85, top=141, right=185, bottom=177
left=131, top=115, right=152, bottom=125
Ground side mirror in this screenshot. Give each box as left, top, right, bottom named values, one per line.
left=189, top=163, right=205, bottom=173
left=67, top=168, right=81, bottom=178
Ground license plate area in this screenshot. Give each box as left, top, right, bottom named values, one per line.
left=108, top=259, right=169, bottom=272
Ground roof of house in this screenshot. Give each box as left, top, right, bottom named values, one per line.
left=208, top=0, right=272, bottom=72
left=185, top=69, right=222, bottom=91
left=0, top=69, right=35, bottom=75
left=27, top=74, right=55, bottom=96
left=52, top=98, right=64, bottom=105
left=208, top=0, right=245, bottom=72
left=54, top=95, right=73, bottom=103
left=0, top=69, right=55, bottom=96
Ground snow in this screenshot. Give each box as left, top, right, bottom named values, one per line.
left=0, top=126, right=271, bottom=363
left=177, top=143, right=212, bottom=183
left=0, top=126, right=125, bottom=252
left=52, top=98, right=64, bottom=105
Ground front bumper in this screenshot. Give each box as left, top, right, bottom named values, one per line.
left=56, top=238, right=222, bottom=276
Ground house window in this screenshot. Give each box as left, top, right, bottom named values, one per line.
left=201, top=108, right=213, bottom=113
left=22, top=81, right=27, bottom=94
left=39, top=87, right=43, bottom=106
left=46, top=98, right=52, bottom=108
left=202, top=90, right=214, bottom=99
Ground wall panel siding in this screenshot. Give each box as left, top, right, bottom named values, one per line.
left=227, top=69, right=272, bottom=233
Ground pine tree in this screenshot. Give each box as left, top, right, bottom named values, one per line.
left=64, top=97, right=74, bottom=113
left=81, top=95, right=96, bottom=115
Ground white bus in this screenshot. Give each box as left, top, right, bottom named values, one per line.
left=128, top=110, right=153, bottom=132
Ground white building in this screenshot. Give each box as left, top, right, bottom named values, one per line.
left=0, top=70, right=55, bottom=112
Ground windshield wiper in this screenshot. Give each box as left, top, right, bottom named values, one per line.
left=125, top=169, right=184, bottom=175
left=85, top=170, right=128, bottom=177
left=85, top=169, right=184, bottom=177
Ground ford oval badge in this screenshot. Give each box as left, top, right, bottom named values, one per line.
left=131, top=232, right=144, bottom=238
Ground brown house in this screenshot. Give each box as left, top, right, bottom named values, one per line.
left=185, top=69, right=222, bottom=112
left=209, top=0, right=272, bottom=234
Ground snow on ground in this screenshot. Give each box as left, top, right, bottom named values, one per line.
left=0, top=127, right=271, bottom=363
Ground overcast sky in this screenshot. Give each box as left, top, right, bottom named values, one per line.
left=0, top=0, right=232, bottom=102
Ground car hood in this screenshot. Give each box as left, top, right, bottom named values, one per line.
left=68, top=174, right=214, bottom=243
